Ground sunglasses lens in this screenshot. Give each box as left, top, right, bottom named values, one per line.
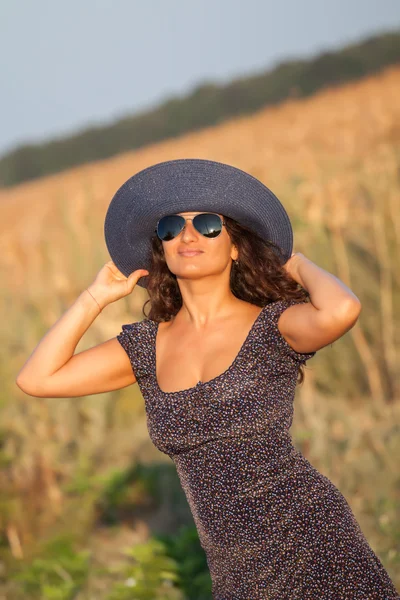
left=193, top=213, right=223, bottom=238
left=157, top=215, right=185, bottom=241
left=156, top=213, right=223, bottom=240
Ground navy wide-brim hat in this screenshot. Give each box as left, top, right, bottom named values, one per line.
left=104, top=158, right=293, bottom=289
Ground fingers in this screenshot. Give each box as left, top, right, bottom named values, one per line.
left=107, top=261, right=149, bottom=278
left=128, top=269, right=149, bottom=284
left=105, top=262, right=149, bottom=287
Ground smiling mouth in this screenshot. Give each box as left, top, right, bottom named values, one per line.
left=178, top=251, right=203, bottom=256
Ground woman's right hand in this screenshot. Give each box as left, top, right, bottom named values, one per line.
left=87, top=261, right=149, bottom=310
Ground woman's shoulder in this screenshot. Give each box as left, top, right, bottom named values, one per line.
left=117, top=317, right=154, bottom=344
left=260, top=298, right=316, bottom=363
left=262, top=297, right=308, bottom=319
left=116, top=317, right=155, bottom=382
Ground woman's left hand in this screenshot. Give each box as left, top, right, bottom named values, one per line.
left=283, top=252, right=303, bottom=279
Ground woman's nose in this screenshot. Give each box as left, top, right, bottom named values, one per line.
left=181, top=219, right=198, bottom=238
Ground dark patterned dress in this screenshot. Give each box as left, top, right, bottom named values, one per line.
left=117, top=298, right=400, bottom=599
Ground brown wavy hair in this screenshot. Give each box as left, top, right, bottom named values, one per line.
left=142, top=215, right=312, bottom=384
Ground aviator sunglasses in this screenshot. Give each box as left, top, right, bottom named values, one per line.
left=155, top=213, right=226, bottom=241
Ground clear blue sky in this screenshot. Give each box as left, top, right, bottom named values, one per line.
left=1, top=0, right=399, bottom=155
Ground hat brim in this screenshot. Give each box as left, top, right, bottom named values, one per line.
left=104, top=158, right=293, bottom=289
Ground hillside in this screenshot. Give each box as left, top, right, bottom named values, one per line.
left=1, top=65, right=399, bottom=288
left=1, top=28, right=399, bottom=187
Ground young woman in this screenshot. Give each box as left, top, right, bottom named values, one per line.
left=17, top=159, right=400, bottom=599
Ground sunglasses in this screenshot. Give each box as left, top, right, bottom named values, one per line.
left=155, top=213, right=226, bottom=241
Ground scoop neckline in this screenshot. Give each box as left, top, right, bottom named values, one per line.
left=150, top=303, right=268, bottom=396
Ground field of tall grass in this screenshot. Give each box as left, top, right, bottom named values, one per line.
left=1, top=65, right=399, bottom=598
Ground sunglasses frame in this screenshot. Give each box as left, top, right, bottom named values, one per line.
left=154, top=212, right=226, bottom=241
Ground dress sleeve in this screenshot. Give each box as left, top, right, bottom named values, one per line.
left=266, top=298, right=317, bottom=364
left=116, top=319, right=153, bottom=384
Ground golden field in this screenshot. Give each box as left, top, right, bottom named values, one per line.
left=1, top=66, right=399, bottom=595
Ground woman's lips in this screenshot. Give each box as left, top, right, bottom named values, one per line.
left=179, top=251, right=203, bottom=257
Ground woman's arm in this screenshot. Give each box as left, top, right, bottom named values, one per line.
left=15, top=261, right=149, bottom=397
left=16, top=287, right=105, bottom=390
left=280, top=253, right=362, bottom=354
left=285, top=252, right=361, bottom=312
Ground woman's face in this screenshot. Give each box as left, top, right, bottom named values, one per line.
left=161, top=211, right=238, bottom=284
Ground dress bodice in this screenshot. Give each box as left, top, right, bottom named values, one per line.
left=117, top=298, right=316, bottom=456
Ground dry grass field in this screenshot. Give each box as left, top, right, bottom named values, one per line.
left=1, top=65, right=399, bottom=595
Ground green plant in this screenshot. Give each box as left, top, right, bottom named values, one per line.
left=157, top=525, right=212, bottom=600
left=10, top=535, right=90, bottom=600
left=95, top=463, right=162, bottom=525
left=106, top=537, right=183, bottom=600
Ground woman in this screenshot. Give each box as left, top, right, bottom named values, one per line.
left=16, top=159, right=399, bottom=599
